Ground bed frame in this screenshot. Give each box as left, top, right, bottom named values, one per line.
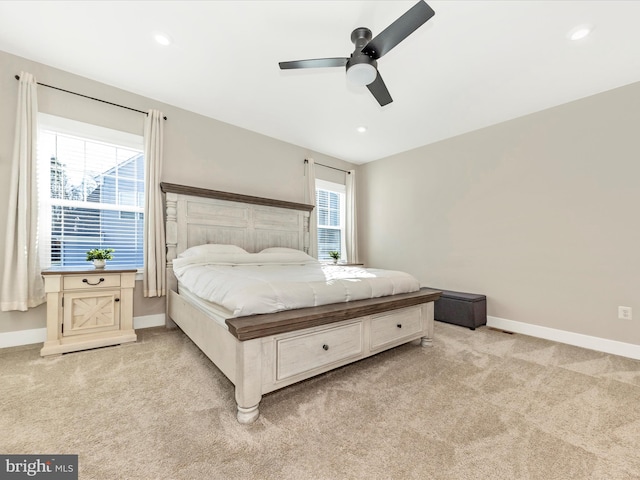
left=161, top=182, right=441, bottom=423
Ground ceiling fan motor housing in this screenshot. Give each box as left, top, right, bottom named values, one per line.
left=346, top=27, right=378, bottom=85
left=346, top=51, right=378, bottom=71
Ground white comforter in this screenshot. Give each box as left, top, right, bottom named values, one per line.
left=173, top=251, right=420, bottom=317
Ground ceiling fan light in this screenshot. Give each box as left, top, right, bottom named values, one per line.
left=346, top=63, right=377, bottom=86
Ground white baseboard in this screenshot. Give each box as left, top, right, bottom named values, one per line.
left=487, top=315, right=640, bottom=360
left=0, top=314, right=167, bottom=349
left=5, top=314, right=637, bottom=360
left=133, top=314, right=166, bottom=330
left=0, top=327, right=47, bottom=349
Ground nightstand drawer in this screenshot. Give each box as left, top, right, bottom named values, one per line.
left=64, top=274, right=121, bottom=290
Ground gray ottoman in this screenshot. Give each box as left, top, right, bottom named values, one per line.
left=430, top=289, right=487, bottom=330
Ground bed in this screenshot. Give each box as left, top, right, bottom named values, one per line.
left=161, top=182, right=441, bottom=423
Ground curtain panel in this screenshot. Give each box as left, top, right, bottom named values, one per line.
left=143, top=109, right=166, bottom=297
left=345, top=169, right=358, bottom=264
left=304, top=158, right=318, bottom=258
left=1, top=72, right=45, bottom=311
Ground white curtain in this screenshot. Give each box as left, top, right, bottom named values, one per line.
left=345, top=169, right=359, bottom=263
left=304, top=158, right=318, bottom=258
left=1, top=72, right=45, bottom=311
left=143, top=109, right=166, bottom=297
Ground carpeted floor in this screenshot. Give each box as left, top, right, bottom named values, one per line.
left=2, top=322, right=640, bottom=479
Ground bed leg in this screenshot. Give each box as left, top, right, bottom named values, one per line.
left=420, top=303, right=435, bottom=347
left=235, top=338, right=262, bottom=424
left=237, top=404, right=260, bottom=424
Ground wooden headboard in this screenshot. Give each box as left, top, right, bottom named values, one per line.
left=160, top=183, right=314, bottom=293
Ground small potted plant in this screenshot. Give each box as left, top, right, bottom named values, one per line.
left=328, top=251, right=340, bottom=264
left=86, top=248, right=114, bottom=269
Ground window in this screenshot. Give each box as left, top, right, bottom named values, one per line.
left=316, top=179, right=346, bottom=262
left=37, top=114, right=145, bottom=269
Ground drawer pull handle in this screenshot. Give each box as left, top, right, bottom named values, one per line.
left=115, top=298, right=120, bottom=302
left=322, top=344, right=329, bottom=351
left=82, top=277, right=105, bottom=286
left=397, top=324, right=402, bottom=329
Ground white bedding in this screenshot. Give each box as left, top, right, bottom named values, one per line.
left=173, top=249, right=420, bottom=317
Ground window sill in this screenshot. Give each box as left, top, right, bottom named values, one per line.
left=322, top=262, right=364, bottom=267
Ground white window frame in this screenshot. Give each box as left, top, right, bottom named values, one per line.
left=37, top=113, right=145, bottom=271
left=315, top=179, right=347, bottom=262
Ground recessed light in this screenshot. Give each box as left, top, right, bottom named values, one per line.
left=567, top=24, right=593, bottom=41
left=154, top=33, right=172, bottom=46
left=356, top=126, right=368, bottom=133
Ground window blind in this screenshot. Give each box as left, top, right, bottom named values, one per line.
left=316, top=187, right=345, bottom=261
left=38, top=118, right=144, bottom=269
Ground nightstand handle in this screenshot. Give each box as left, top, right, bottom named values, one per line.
left=82, top=277, right=105, bottom=286
left=115, top=298, right=120, bottom=302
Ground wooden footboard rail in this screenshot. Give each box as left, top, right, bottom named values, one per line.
left=226, top=288, right=442, bottom=340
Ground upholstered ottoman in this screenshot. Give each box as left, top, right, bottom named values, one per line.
left=431, top=289, right=487, bottom=330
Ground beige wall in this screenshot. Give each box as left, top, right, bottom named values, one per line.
left=359, top=81, right=640, bottom=346
left=0, top=50, right=354, bottom=334
left=6, top=45, right=637, bottom=347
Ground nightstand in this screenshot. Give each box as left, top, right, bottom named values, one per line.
left=40, top=267, right=137, bottom=356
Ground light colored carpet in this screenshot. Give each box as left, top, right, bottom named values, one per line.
left=2, top=322, right=640, bottom=479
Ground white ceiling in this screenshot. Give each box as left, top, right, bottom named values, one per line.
left=1, top=1, right=639, bottom=164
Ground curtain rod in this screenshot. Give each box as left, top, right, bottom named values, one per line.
left=304, top=158, right=350, bottom=174
left=14, top=74, right=167, bottom=120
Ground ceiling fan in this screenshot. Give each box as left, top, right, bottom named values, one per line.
left=278, top=1, right=435, bottom=107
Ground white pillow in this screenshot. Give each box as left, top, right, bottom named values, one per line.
left=179, top=244, right=248, bottom=258
left=260, top=247, right=302, bottom=254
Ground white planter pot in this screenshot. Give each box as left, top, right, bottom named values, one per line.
left=92, top=259, right=106, bottom=269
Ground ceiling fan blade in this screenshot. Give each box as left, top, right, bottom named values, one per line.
left=279, top=58, right=349, bottom=69
left=361, top=1, right=435, bottom=60
left=367, top=72, right=393, bottom=106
